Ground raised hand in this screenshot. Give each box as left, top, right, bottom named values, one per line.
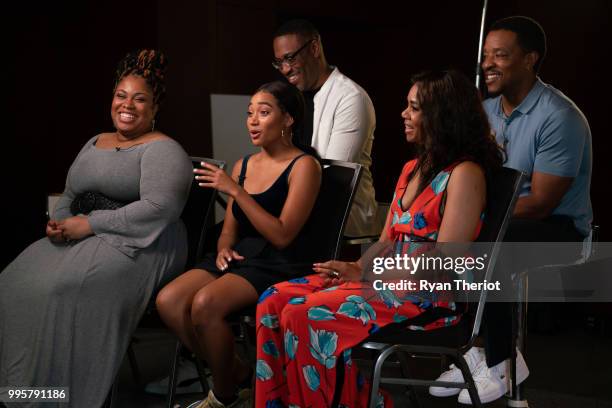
left=194, top=162, right=241, bottom=197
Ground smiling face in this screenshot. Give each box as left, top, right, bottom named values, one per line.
left=111, top=74, right=157, bottom=139
left=401, top=84, right=422, bottom=144
left=482, top=29, right=537, bottom=97
left=273, top=34, right=318, bottom=91
left=247, top=91, right=293, bottom=147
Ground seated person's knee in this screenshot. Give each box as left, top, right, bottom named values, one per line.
left=190, top=291, right=222, bottom=327
left=279, top=302, right=306, bottom=326
left=156, top=285, right=181, bottom=316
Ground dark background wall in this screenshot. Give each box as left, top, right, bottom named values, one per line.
left=2, top=0, right=610, bottom=268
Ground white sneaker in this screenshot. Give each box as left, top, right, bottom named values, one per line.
left=145, top=357, right=204, bottom=395
left=429, top=347, right=485, bottom=397
left=457, top=349, right=529, bottom=405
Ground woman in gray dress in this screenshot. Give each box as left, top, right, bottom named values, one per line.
left=0, top=49, right=192, bottom=407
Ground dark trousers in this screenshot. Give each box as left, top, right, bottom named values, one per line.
left=481, top=215, right=584, bottom=367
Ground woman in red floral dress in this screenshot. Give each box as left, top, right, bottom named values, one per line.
left=254, top=70, right=503, bottom=408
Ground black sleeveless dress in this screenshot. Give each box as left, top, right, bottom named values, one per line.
left=195, top=153, right=315, bottom=294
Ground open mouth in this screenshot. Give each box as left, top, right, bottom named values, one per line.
left=485, top=71, right=502, bottom=84
left=118, top=112, right=136, bottom=122
left=287, top=73, right=300, bottom=84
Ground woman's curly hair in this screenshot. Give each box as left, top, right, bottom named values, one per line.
left=410, top=70, right=504, bottom=191
left=114, top=49, right=167, bottom=105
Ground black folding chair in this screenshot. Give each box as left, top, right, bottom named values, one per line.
left=181, top=157, right=226, bottom=269
left=296, top=158, right=363, bottom=261
left=359, top=167, right=524, bottom=408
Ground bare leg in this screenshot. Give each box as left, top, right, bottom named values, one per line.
left=232, top=354, right=253, bottom=388
left=156, top=268, right=217, bottom=358
left=190, top=273, right=258, bottom=400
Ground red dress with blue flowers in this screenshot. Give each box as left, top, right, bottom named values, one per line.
left=254, top=160, right=482, bottom=408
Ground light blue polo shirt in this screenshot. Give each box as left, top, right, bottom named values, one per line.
left=483, top=78, right=593, bottom=236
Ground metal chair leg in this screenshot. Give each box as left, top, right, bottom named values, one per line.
left=368, top=346, right=396, bottom=408
left=507, top=274, right=529, bottom=407
left=239, top=320, right=253, bottom=362
left=194, top=357, right=210, bottom=395
left=166, top=340, right=182, bottom=408
left=103, top=378, right=119, bottom=408
left=454, top=352, right=483, bottom=408
left=396, top=351, right=421, bottom=408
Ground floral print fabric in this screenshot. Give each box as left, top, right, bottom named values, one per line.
left=387, top=159, right=482, bottom=242
left=254, top=160, right=482, bottom=408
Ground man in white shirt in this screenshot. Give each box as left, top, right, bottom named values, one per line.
left=272, top=19, right=379, bottom=237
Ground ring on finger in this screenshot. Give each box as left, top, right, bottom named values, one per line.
left=330, top=271, right=340, bottom=278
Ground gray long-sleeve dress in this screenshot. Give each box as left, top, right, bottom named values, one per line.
left=0, top=136, right=192, bottom=407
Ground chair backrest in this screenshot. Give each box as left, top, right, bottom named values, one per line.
left=181, top=157, right=226, bottom=268
left=476, top=168, right=524, bottom=244
left=470, top=167, right=524, bottom=340
left=293, top=159, right=362, bottom=261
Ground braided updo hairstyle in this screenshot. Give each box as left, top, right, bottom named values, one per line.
left=114, top=49, right=167, bottom=105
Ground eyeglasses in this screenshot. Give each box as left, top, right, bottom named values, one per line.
left=272, top=39, right=315, bottom=70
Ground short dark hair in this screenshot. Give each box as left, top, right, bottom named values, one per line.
left=115, top=49, right=167, bottom=105
left=273, top=19, right=320, bottom=41
left=489, top=16, right=547, bottom=73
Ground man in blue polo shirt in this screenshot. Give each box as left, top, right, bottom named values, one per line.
left=430, top=16, right=592, bottom=405
left=483, top=22, right=592, bottom=240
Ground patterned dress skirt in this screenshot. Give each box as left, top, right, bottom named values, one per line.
left=254, top=274, right=461, bottom=407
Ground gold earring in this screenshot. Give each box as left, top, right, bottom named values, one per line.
left=281, top=129, right=285, bottom=138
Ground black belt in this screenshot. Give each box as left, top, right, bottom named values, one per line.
left=70, top=191, right=129, bottom=215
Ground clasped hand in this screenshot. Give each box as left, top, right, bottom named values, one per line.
left=313, top=260, right=362, bottom=287
left=46, top=216, right=93, bottom=243
left=194, top=162, right=240, bottom=197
